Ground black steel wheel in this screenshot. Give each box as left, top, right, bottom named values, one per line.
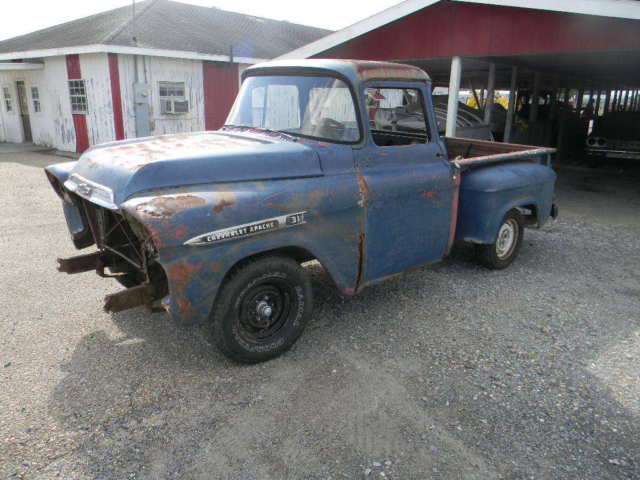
left=477, top=209, right=524, bottom=270
left=210, top=256, right=312, bottom=363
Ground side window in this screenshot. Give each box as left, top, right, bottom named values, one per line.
left=3, top=86, right=13, bottom=112
left=68, top=80, right=88, bottom=114
left=159, top=81, right=189, bottom=115
left=365, top=87, right=430, bottom=146
left=31, top=86, right=41, bottom=113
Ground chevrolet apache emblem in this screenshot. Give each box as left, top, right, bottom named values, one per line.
left=184, top=212, right=307, bottom=246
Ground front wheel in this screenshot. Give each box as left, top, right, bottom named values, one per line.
left=477, top=209, right=524, bottom=269
left=210, top=256, right=313, bottom=363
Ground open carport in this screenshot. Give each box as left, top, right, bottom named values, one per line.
left=282, top=0, right=640, bottom=163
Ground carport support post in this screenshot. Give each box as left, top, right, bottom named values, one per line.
left=446, top=56, right=462, bottom=137
left=623, top=89, right=631, bottom=111
left=576, top=87, right=584, bottom=112
left=504, top=66, right=518, bottom=143
left=484, top=62, right=495, bottom=125
left=529, top=71, right=541, bottom=124
left=594, top=89, right=602, bottom=116
left=604, top=89, right=611, bottom=114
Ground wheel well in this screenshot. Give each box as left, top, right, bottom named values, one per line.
left=218, top=246, right=317, bottom=289
left=517, top=204, right=538, bottom=226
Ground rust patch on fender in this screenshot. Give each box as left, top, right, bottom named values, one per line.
left=421, top=190, right=437, bottom=199
left=136, top=195, right=205, bottom=220
left=265, top=202, right=288, bottom=211
left=168, top=262, right=203, bottom=282
left=175, top=298, right=192, bottom=312
left=356, top=174, right=371, bottom=208
left=210, top=261, right=222, bottom=273
left=213, top=196, right=235, bottom=213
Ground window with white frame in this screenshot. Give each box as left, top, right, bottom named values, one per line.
left=3, top=87, right=13, bottom=112
left=31, top=86, right=41, bottom=113
left=159, top=81, right=189, bottom=114
left=68, top=80, right=88, bottom=113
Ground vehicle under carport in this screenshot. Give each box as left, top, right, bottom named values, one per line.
left=281, top=0, right=640, bottom=170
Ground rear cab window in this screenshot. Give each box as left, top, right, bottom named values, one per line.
left=365, top=87, right=431, bottom=147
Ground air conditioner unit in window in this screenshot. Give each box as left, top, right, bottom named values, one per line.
left=173, top=100, right=189, bottom=114
left=160, top=99, right=189, bottom=114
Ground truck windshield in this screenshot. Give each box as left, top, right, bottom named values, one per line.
left=225, top=75, right=360, bottom=143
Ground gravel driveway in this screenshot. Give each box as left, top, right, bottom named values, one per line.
left=1, top=150, right=639, bottom=479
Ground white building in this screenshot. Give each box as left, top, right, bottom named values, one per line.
left=0, top=0, right=329, bottom=152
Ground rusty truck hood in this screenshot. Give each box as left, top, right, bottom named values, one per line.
left=67, top=131, right=323, bottom=208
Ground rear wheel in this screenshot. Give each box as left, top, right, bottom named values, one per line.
left=210, top=256, right=313, bottom=363
left=477, top=209, right=524, bottom=269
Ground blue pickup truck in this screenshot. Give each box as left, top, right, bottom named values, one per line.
left=46, top=60, right=557, bottom=363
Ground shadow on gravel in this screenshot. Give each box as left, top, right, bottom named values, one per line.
left=47, top=256, right=640, bottom=479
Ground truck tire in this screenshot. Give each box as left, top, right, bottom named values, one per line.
left=477, top=209, right=524, bottom=270
left=210, top=256, right=313, bottom=363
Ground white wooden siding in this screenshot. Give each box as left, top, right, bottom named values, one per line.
left=0, top=57, right=76, bottom=150
left=118, top=54, right=205, bottom=137
left=1, top=53, right=238, bottom=151
left=80, top=53, right=116, bottom=147
left=41, top=56, right=75, bottom=151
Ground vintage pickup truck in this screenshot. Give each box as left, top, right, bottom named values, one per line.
left=46, top=60, right=557, bottom=363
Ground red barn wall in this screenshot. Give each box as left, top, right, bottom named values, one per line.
left=316, top=2, right=640, bottom=60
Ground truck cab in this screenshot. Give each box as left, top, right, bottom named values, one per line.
left=46, top=59, right=557, bottom=363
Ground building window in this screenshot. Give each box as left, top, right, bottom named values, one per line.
left=3, top=87, right=12, bottom=112
left=68, top=80, right=88, bottom=114
left=31, top=86, right=41, bottom=113
left=159, top=81, right=189, bottom=114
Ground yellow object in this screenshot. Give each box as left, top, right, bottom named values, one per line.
left=467, top=93, right=510, bottom=110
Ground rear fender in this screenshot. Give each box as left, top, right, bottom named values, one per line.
left=455, top=163, right=556, bottom=244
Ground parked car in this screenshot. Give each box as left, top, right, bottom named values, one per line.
left=46, top=59, right=558, bottom=363
left=585, top=111, right=640, bottom=162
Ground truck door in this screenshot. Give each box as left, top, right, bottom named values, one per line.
left=355, top=83, right=453, bottom=283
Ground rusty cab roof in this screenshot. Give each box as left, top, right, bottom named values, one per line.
left=243, top=59, right=430, bottom=87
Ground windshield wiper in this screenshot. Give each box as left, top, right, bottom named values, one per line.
left=223, top=125, right=299, bottom=142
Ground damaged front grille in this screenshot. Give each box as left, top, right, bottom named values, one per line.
left=58, top=192, right=168, bottom=312
left=80, top=198, right=146, bottom=272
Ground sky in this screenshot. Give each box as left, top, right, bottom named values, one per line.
left=0, top=0, right=402, bottom=41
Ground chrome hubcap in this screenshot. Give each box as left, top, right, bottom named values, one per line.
left=496, top=219, right=517, bottom=259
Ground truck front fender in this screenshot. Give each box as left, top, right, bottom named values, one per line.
left=121, top=176, right=362, bottom=325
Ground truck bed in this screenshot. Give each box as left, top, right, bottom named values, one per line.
left=445, top=137, right=556, bottom=169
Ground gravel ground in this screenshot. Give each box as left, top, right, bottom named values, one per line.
left=1, top=151, right=639, bottom=480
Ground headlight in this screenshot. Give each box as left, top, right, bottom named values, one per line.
left=64, top=173, right=116, bottom=209
left=586, top=137, right=596, bottom=146
left=597, top=138, right=606, bottom=146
